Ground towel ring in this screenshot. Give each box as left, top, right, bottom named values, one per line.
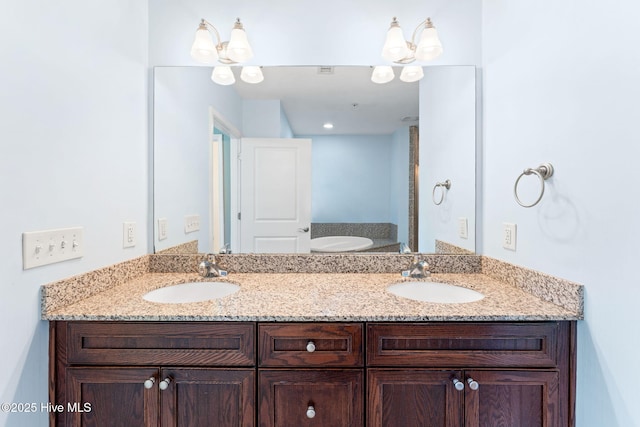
left=514, top=163, right=554, bottom=208
left=432, top=179, right=451, bottom=205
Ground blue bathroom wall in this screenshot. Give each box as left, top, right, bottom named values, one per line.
left=304, top=134, right=393, bottom=223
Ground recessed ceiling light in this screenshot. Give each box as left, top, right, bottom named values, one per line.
left=323, top=123, right=334, bottom=129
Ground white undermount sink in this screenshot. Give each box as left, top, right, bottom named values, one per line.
left=143, top=281, right=240, bottom=304
left=387, top=281, right=484, bottom=304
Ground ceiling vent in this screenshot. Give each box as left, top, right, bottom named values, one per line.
left=317, top=66, right=335, bottom=74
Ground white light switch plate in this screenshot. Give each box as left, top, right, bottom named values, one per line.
left=503, top=223, right=517, bottom=250
left=123, top=222, right=136, bottom=248
left=22, top=227, right=84, bottom=269
left=184, top=214, right=200, bottom=233
left=158, top=218, right=168, bottom=240
left=458, top=217, right=468, bottom=239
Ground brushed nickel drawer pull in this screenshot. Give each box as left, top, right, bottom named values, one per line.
left=306, top=405, right=316, bottom=418
left=306, top=341, right=316, bottom=353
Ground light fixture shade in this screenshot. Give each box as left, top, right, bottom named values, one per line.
left=227, top=26, right=254, bottom=63
left=211, top=66, right=236, bottom=85
left=371, top=66, right=395, bottom=84
left=240, top=66, right=264, bottom=84
left=190, top=27, right=218, bottom=63
left=400, top=65, right=424, bottom=82
left=382, top=20, right=409, bottom=62
left=415, top=26, right=443, bottom=61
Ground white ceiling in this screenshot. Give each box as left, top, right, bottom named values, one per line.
left=232, top=66, right=419, bottom=135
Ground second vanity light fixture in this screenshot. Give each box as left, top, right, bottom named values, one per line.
left=190, top=18, right=264, bottom=85
left=372, top=17, right=443, bottom=84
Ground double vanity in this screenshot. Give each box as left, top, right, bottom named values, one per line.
left=43, top=253, right=582, bottom=426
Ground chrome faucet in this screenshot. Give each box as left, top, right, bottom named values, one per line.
left=198, top=255, right=227, bottom=277
left=404, top=255, right=430, bottom=278
left=399, top=243, right=412, bottom=254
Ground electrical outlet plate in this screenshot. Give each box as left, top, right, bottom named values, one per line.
left=22, top=227, right=84, bottom=269
left=123, top=222, right=136, bottom=248
left=458, top=217, right=468, bottom=239
left=184, top=214, right=201, bottom=233
left=157, top=218, right=168, bottom=240
left=503, top=223, right=517, bottom=250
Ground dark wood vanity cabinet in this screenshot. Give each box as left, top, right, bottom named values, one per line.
left=367, top=322, right=575, bottom=427
left=50, top=321, right=575, bottom=427
left=50, top=322, right=256, bottom=427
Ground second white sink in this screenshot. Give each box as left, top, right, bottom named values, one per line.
left=387, top=281, right=484, bottom=304
left=143, top=281, right=240, bottom=304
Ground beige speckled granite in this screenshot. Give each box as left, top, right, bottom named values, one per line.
left=482, top=257, right=584, bottom=314
left=42, top=272, right=580, bottom=322
left=40, top=253, right=583, bottom=322
left=149, top=253, right=482, bottom=274
left=41, top=255, right=149, bottom=313
left=435, top=240, right=475, bottom=255
left=155, top=240, right=199, bottom=254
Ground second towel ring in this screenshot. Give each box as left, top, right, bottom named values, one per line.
left=432, top=179, right=451, bottom=205
left=514, top=163, right=554, bottom=208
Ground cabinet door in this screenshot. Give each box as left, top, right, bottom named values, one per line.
left=161, top=368, right=255, bottom=427
left=259, top=370, right=363, bottom=427
left=368, top=370, right=463, bottom=427
left=464, top=370, right=559, bottom=427
left=65, top=367, right=159, bottom=427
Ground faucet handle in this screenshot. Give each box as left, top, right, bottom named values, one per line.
left=198, top=254, right=228, bottom=278
left=409, top=255, right=430, bottom=278
left=198, top=259, right=212, bottom=277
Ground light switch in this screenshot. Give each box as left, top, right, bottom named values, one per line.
left=22, top=227, right=84, bottom=269
left=158, top=218, right=168, bottom=240
left=458, top=218, right=468, bottom=239
left=184, top=214, right=201, bottom=233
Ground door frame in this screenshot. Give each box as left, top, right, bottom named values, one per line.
left=209, top=107, right=242, bottom=254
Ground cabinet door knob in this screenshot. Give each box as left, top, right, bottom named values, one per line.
left=467, top=378, right=479, bottom=390
left=143, top=377, right=155, bottom=389
left=306, top=405, right=316, bottom=419
left=306, top=341, right=316, bottom=353
left=159, top=377, right=172, bottom=391
left=452, top=379, right=464, bottom=391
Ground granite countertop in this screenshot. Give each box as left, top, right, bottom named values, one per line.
left=42, top=272, right=581, bottom=322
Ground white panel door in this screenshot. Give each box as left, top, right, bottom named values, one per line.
left=240, top=138, right=312, bottom=253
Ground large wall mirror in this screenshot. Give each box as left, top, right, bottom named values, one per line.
left=153, top=65, right=476, bottom=254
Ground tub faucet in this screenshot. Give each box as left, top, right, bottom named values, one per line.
left=404, top=255, right=430, bottom=278
left=399, top=243, right=412, bottom=254
left=198, top=255, right=227, bottom=277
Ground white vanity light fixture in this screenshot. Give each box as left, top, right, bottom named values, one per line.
left=190, top=18, right=261, bottom=85
left=240, top=66, right=264, bottom=84
left=381, top=17, right=411, bottom=62
left=375, top=16, right=443, bottom=83
left=211, top=66, right=236, bottom=85
left=371, top=65, right=395, bottom=84
left=399, top=65, right=424, bottom=82
left=323, top=122, right=334, bottom=129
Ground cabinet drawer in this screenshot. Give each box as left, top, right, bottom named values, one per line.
left=259, top=369, right=363, bottom=427
left=60, top=322, right=255, bottom=366
left=367, top=322, right=564, bottom=368
left=258, top=323, right=363, bottom=367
